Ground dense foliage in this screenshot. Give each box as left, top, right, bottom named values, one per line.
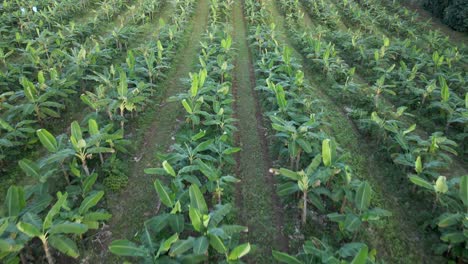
left=423, top=0, right=468, bottom=32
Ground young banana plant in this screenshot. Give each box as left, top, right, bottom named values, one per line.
left=327, top=181, right=391, bottom=238
left=16, top=192, right=89, bottom=264
left=277, top=154, right=322, bottom=224
left=272, top=238, right=376, bottom=264
left=69, top=120, right=115, bottom=176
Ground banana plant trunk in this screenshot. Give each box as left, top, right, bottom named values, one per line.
left=302, top=190, right=307, bottom=225
left=41, top=238, right=54, bottom=264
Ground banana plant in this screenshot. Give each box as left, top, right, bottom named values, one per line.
left=15, top=76, right=65, bottom=123
left=409, top=175, right=467, bottom=261
left=270, top=115, right=319, bottom=170
left=272, top=238, right=377, bottom=264
left=114, top=69, right=146, bottom=131
left=69, top=120, right=115, bottom=176
left=178, top=69, right=208, bottom=129
left=327, top=181, right=392, bottom=237
left=17, top=192, right=89, bottom=264
left=277, top=155, right=322, bottom=224
left=110, top=185, right=250, bottom=262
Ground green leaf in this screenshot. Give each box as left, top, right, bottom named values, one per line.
left=459, top=175, right=468, bottom=207
left=434, top=176, right=448, bottom=194
left=158, top=233, right=179, bottom=255
left=36, top=129, right=58, bottom=152
left=228, top=243, right=251, bottom=260
left=71, top=121, right=82, bottom=141
left=191, top=74, right=199, bottom=97
left=438, top=213, right=462, bottom=228
left=182, top=99, right=193, bottom=114
left=189, top=207, right=202, bottom=232
left=43, top=192, right=68, bottom=230
left=49, top=235, right=80, bottom=258
left=109, top=240, right=148, bottom=257
left=272, top=250, right=303, bottom=264
left=409, top=175, right=433, bottom=190
left=355, top=181, right=372, bottom=211
left=415, top=156, right=423, bottom=174
left=49, top=222, right=88, bottom=235
left=344, top=214, right=362, bottom=232
left=208, top=234, right=226, bottom=254
left=118, top=71, right=128, bottom=97
left=322, top=139, right=335, bottom=167
left=162, top=160, right=176, bottom=177
left=18, top=159, right=41, bottom=180
left=170, top=238, right=194, bottom=257
left=350, top=245, right=368, bottom=264
left=82, top=173, right=98, bottom=196
left=279, top=168, right=300, bottom=181
left=193, top=236, right=208, bottom=255
left=154, top=180, right=174, bottom=208
left=189, top=185, right=208, bottom=215
left=79, top=191, right=104, bottom=215
left=17, top=221, right=41, bottom=237
left=5, top=186, right=26, bottom=217
left=88, top=119, right=99, bottom=136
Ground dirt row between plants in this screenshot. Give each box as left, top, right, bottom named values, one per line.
left=231, top=1, right=289, bottom=262
left=86, top=0, right=211, bottom=261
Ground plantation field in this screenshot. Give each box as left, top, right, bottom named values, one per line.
left=0, top=0, right=467, bottom=263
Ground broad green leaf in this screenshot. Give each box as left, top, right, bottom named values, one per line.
left=279, top=168, right=300, bottom=181
left=118, top=71, right=128, bottom=97
left=322, top=139, right=334, bottom=167
left=434, top=176, right=448, bottom=194
left=189, top=185, right=208, bottom=215
left=154, top=180, right=174, bottom=208
left=36, top=129, right=58, bottom=152
left=17, top=221, right=41, bottom=237
left=355, top=182, right=372, bottom=211
left=158, top=233, right=179, bottom=255
left=189, top=207, right=202, bottom=232
left=191, top=74, right=199, bottom=97
left=82, top=173, right=98, bottom=196
left=70, top=121, right=82, bottom=142
left=459, top=175, right=468, bottom=207
left=438, top=213, right=462, bottom=228
left=109, top=240, right=148, bottom=257
left=182, top=99, right=193, bottom=114
left=409, top=175, right=433, bottom=190
left=43, top=192, right=68, bottom=230
left=49, top=235, right=80, bottom=258
left=79, top=191, right=104, bottom=215
left=88, top=119, right=99, bottom=136
left=162, top=160, right=176, bottom=177
left=5, top=185, right=26, bottom=217
left=415, top=156, right=423, bottom=174
left=344, top=214, right=362, bottom=232
left=170, top=238, right=194, bottom=257
left=208, top=234, right=226, bottom=254
left=441, top=232, right=465, bottom=243
left=272, top=250, right=303, bottom=264
left=350, top=245, right=368, bottom=264
left=0, top=239, right=22, bottom=252
left=18, top=159, right=41, bottom=180
left=228, top=243, right=251, bottom=260
left=193, top=236, right=208, bottom=255
left=49, top=222, right=88, bottom=235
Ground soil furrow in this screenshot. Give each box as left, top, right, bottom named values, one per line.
left=231, top=1, right=288, bottom=262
